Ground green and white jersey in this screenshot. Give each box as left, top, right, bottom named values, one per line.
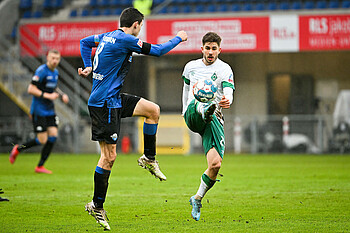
left=182, top=58, right=235, bottom=115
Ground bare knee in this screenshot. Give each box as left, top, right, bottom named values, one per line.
left=147, top=103, right=160, bottom=122
left=209, top=160, right=221, bottom=173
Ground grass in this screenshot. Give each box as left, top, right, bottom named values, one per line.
left=0, top=153, right=349, bottom=232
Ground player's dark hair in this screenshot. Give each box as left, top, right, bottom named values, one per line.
left=202, top=32, right=222, bottom=47
left=120, top=7, right=144, bottom=28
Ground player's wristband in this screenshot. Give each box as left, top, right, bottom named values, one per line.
left=40, top=91, right=44, bottom=98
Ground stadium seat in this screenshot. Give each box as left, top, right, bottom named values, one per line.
left=194, top=4, right=205, bottom=13
left=243, top=3, right=253, bottom=11
left=207, top=4, right=217, bottom=12
left=19, top=0, right=32, bottom=10
left=231, top=4, right=240, bottom=11
left=42, top=0, right=52, bottom=9
left=158, top=7, right=167, bottom=14
left=70, top=9, right=78, bottom=17
left=168, top=5, right=180, bottom=14
left=255, top=2, right=265, bottom=11
left=32, top=10, right=43, bottom=18
left=91, top=8, right=101, bottom=16
left=217, top=4, right=228, bottom=12
left=81, top=9, right=90, bottom=16
left=316, top=0, right=327, bottom=9
left=342, top=0, right=350, bottom=8
left=113, top=8, right=123, bottom=15
left=267, top=2, right=277, bottom=10
left=304, top=1, right=314, bottom=9
left=280, top=2, right=289, bottom=10
left=102, top=8, right=112, bottom=15
left=99, top=0, right=110, bottom=7
left=89, top=0, right=98, bottom=7
left=291, top=1, right=302, bottom=10
left=22, top=10, right=32, bottom=18
left=329, top=0, right=339, bottom=8
left=182, top=5, right=192, bottom=13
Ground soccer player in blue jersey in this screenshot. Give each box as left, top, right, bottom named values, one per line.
left=9, top=49, right=69, bottom=174
left=78, top=7, right=187, bottom=230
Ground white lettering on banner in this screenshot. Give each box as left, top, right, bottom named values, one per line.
left=158, top=20, right=257, bottom=50
left=329, top=17, right=350, bottom=35
left=309, top=18, right=328, bottom=34
left=56, top=27, right=111, bottom=41
left=39, top=26, right=56, bottom=41
left=270, top=15, right=299, bottom=52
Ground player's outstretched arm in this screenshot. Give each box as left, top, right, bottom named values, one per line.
left=148, top=30, right=188, bottom=57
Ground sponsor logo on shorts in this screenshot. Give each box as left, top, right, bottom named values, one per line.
left=36, top=126, right=43, bottom=131
left=110, top=133, right=118, bottom=141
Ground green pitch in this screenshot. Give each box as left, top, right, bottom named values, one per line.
left=0, top=153, right=349, bottom=232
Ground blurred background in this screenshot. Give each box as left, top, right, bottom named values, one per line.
left=0, top=0, right=349, bottom=155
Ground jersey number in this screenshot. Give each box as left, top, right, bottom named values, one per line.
left=93, top=42, right=105, bottom=71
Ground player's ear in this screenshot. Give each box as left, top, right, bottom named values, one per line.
left=132, top=21, right=138, bottom=29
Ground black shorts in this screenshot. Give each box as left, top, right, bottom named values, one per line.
left=32, top=114, right=59, bottom=133
left=88, top=93, right=141, bottom=144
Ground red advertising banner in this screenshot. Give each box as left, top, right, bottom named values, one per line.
left=20, top=21, right=118, bottom=56
left=299, top=15, right=350, bottom=51
left=146, top=17, right=269, bottom=53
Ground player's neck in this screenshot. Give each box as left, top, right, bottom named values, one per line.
left=120, top=27, right=133, bottom=35
left=46, top=63, right=55, bottom=71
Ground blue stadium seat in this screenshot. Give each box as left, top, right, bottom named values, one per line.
left=89, top=0, right=98, bottom=7
left=110, top=0, right=120, bottom=7
left=267, top=2, right=277, bottom=10
left=19, top=0, right=32, bottom=9
left=304, top=1, right=314, bottom=9
left=153, top=0, right=164, bottom=5
left=231, top=4, right=240, bottom=11
left=291, top=1, right=302, bottom=10
left=22, top=10, right=32, bottom=18
left=255, top=2, right=265, bottom=11
left=182, top=5, right=192, bottom=13
left=99, top=0, right=110, bottom=7
left=207, top=4, right=217, bottom=12
left=280, top=2, right=289, bottom=10
left=168, top=5, right=180, bottom=14
left=113, top=8, right=123, bottom=15
left=242, top=3, right=253, bottom=11
left=81, top=9, right=90, bottom=16
left=342, top=0, right=350, bottom=8
left=158, top=7, right=167, bottom=14
left=102, top=8, right=112, bottom=15
left=70, top=9, right=78, bottom=17
left=43, top=0, right=52, bottom=9
left=329, top=0, right=339, bottom=8
left=194, top=4, right=205, bottom=12
left=91, top=8, right=101, bottom=16
left=217, top=4, right=228, bottom=12
left=32, top=10, right=43, bottom=18
left=52, top=0, right=63, bottom=8
left=316, top=0, right=327, bottom=9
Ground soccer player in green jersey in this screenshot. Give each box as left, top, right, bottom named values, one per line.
left=181, top=32, right=235, bottom=221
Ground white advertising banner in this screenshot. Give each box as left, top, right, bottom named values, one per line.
left=270, top=15, right=299, bottom=52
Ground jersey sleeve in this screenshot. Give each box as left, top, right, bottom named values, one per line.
left=221, top=65, right=235, bottom=91
left=31, top=66, right=46, bottom=86
left=80, top=33, right=106, bottom=67
left=181, top=63, right=190, bottom=85
left=125, top=35, right=182, bottom=57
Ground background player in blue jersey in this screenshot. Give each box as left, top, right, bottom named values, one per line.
left=78, top=7, right=187, bottom=231
left=9, top=49, right=69, bottom=174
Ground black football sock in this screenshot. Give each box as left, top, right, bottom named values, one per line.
left=38, top=141, right=55, bottom=167
left=18, top=138, right=40, bottom=152
left=143, top=123, right=158, bottom=160
left=93, top=166, right=111, bottom=209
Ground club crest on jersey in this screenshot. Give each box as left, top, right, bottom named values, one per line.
left=110, top=133, right=118, bottom=141
left=211, top=72, right=217, bottom=81
left=32, top=75, right=39, bottom=82
left=228, top=73, right=234, bottom=83
left=137, top=39, right=143, bottom=48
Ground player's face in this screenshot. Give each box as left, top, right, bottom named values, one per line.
left=201, top=42, right=221, bottom=66
left=46, top=52, right=61, bottom=70
left=132, top=20, right=143, bottom=37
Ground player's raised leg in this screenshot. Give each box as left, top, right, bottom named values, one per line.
left=134, top=98, right=166, bottom=181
